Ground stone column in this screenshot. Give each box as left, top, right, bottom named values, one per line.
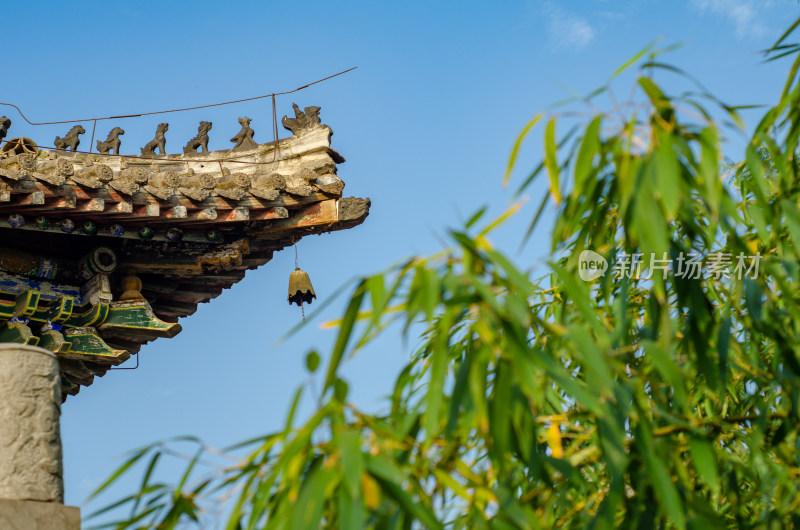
left=0, top=343, right=80, bottom=529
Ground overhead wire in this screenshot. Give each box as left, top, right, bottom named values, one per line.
left=0, top=67, right=356, bottom=126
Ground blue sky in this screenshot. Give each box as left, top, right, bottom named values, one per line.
left=3, top=0, right=799, bottom=520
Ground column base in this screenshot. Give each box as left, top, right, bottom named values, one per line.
left=0, top=499, right=80, bottom=529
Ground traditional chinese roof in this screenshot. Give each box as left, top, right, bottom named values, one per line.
left=0, top=106, right=369, bottom=400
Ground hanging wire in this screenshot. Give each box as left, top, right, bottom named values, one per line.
left=89, top=119, right=97, bottom=154
left=110, top=352, right=140, bottom=370
left=271, top=94, right=280, bottom=162
left=0, top=67, right=356, bottom=126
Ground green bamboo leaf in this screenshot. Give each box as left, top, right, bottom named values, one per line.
left=642, top=341, right=687, bottom=408
left=478, top=199, right=525, bottom=238
left=653, top=129, right=680, bottom=220
left=425, top=309, right=454, bottom=442
left=504, top=113, right=543, bottom=186
left=567, top=325, right=614, bottom=395
left=284, top=386, right=304, bottom=432
left=366, top=458, right=443, bottom=530
left=772, top=41, right=800, bottom=107
left=597, top=414, right=628, bottom=483
left=88, top=447, right=151, bottom=501
left=422, top=266, right=439, bottom=321
left=131, top=452, right=161, bottom=517
left=487, top=488, right=535, bottom=529
left=305, top=351, right=320, bottom=373
left=99, top=504, right=163, bottom=529
left=763, top=45, right=800, bottom=63
left=175, top=448, right=203, bottom=493
left=646, top=451, right=686, bottom=528
left=337, top=486, right=364, bottom=529
left=610, top=41, right=657, bottom=79
left=638, top=76, right=673, bottom=121
left=334, top=378, right=349, bottom=402
left=550, top=264, right=606, bottom=336
left=485, top=249, right=535, bottom=297
left=544, top=117, right=562, bottom=203
left=698, top=126, right=721, bottom=216
left=446, top=354, right=471, bottom=437
left=781, top=199, right=800, bottom=261
left=490, top=358, right=513, bottom=465
left=513, top=160, right=545, bottom=198
left=336, top=431, right=364, bottom=499
left=552, top=80, right=606, bottom=108
left=745, top=202, right=770, bottom=242
left=744, top=278, right=763, bottom=324
left=528, top=346, right=602, bottom=416
left=323, top=280, right=367, bottom=392
left=744, top=144, right=769, bottom=204
left=510, top=345, right=542, bottom=407
left=87, top=487, right=165, bottom=520
left=514, top=124, right=579, bottom=198
left=688, top=437, right=721, bottom=492
left=366, top=274, right=385, bottom=323
left=574, top=116, right=602, bottom=192
left=432, top=469, right=472, bottom=501
left=465, top=206, right=487, bottom=229
left=768, top=17, right=800, bottom=54
left=521, top=191, right=550, bottom=246
left=288, top=466, right=337, bottom=530
left=632, top=182, right=670, bottom=257
left=717, top=317, right=730, bottom=386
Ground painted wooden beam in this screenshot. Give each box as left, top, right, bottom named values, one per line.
left=6, top=191, right=44, bottom=206
left=15, top=290, right=40, bottom=318
left=60, top=328, right=130, bottom=365
left=250, top=200, right=338, bottom=235
left=0, top=321, right=39, bottom=345
left=105, top=200, right=133, bottom=214
left=163, top=207, right=216, bottom=223
left=99, top=301, right=182, bottom=340
left=101, top=203, right=161, bottom=220
left=39, top=329, right=72, bottom=354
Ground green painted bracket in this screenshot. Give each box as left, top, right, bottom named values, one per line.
left=99, top=301, right=182, bottom=339
left=63, top=302, right=109, bottom=328
left=25, top=295, right=76, bottom=324
left=14, top=290, right=40, bottom=318
left=0, top=296, right=103, bottom=328
left=47, top=296, right=75, bottom=323
left=60, top=327, right=129, bottom=364
left=0, top=301, right=14, bottom=320
left=38, top=329, right=73, bottom=354
left=0, top=321, right=39, bottom=345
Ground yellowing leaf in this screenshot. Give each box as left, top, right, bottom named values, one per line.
left=361, top=472, right=380, bottom=509
left=546, top=423, right=563, bottom=459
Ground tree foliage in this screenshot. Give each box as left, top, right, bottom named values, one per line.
left=92, top=19, right=800, bottom=529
